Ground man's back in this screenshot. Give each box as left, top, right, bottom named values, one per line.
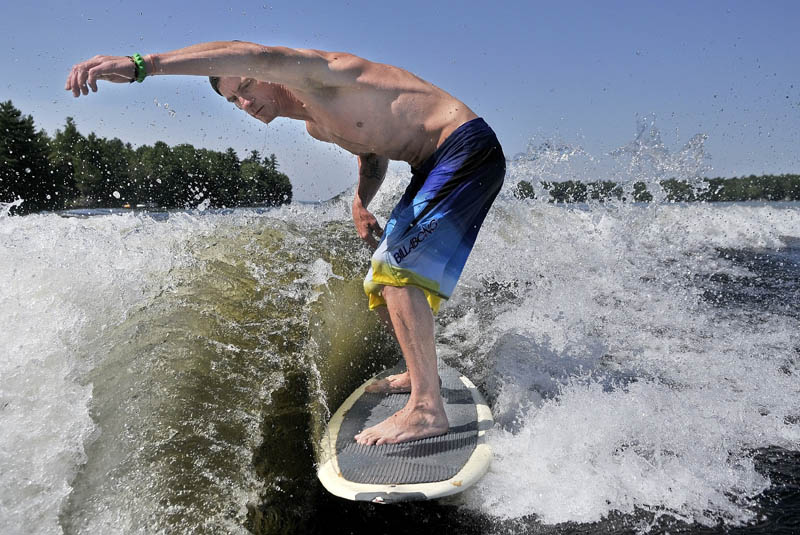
left=287, top=50, right=478, bottom=165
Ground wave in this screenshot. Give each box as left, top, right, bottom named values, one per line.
left=1, top=143, right=799, bottom=533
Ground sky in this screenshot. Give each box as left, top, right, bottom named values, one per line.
left=1, top=0, right=798, bottom=201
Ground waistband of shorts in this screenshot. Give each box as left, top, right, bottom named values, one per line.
left=411, top=117, right=501, bottom=176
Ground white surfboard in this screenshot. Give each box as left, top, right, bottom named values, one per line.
left=317, top=361, right=493, bottom=503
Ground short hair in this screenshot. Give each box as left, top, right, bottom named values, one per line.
left=209, top=76, right=222, bottom=96
left=209, top=41, right=244, bottom=96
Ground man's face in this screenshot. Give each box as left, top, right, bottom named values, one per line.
left=217, top=77, right=279, bottom=124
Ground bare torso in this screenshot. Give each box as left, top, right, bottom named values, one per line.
left=289, top=53, right=478, bottom=167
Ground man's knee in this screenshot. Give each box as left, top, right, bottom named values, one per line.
left=382, top=285, right=430, bottom=310
left=381, top=285, right=417, bottom=299
left=380, top=285, right=398, bottom=298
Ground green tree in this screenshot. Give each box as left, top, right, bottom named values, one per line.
left=128, top=141, right=166, bottom=207
left=632, top=181, right=653, bottom=202
left=244, top=149, right=262, bottom=163
left=588, top=181, right=623, bottom=201
left=513, top=180, right=535, bottom=200
left=660, top=179, right=697, bottom=202
left=237, top=155, right=292, bottom=206
left=546, top=180, right=588, bottom=203
left=48, top=117, right=83, bottom=207
left=68, top=133, right=133, bottom=207
left=0, top=101, right=56, bottom=213
left=205, top=147, right=241, bottom=207
left=267, top=153, right=278, bottom=172
left=3, top=102, right=294, bottom=212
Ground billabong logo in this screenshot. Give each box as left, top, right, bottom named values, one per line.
left=393, top=219, right=438, bottom=264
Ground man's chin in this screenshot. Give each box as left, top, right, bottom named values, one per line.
left=253, top=114, right=275, bottom=124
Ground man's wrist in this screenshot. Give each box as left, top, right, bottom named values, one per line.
left=144, top=54, right=158, bottom=76
left=127, top=53, right=147, bottom=83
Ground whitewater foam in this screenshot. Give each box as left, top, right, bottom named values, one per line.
left=447, top=199, right=800, bottom=528
left=0, top=211, right=203, bottom=534
left=1, top=127, right=798, bottom=533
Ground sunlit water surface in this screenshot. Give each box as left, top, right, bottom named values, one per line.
left=1, top=124, right=799, bottom=534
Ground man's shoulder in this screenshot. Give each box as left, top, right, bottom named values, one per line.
left=294, top=49, right=367, bottom=69
left=289, top=49, right=371, bottom=89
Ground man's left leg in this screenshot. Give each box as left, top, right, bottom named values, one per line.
left=365, top=305, right=446, bottom=394
left=363, top=306, right=411, bottom=394
left=354, top=285, right=448, bottom=445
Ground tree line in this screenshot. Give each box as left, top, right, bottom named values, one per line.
left=514, top=175, right=800, bottom=204
left=4, top=99, right=798, bottom=214
left=1, top=100, right=292, bottom=215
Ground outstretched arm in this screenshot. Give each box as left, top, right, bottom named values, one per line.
left=65, top=41, right=363, bottom=97
left=352, top=153, right=389, bottom=249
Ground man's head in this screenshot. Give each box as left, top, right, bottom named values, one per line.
left=209, top=76, right=283, bottom=124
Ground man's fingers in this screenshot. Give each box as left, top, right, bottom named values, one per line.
left=87, top=67, right=100, bottom=92
left=68, top=56, right=136, bottom=96
left=66, top=58, right=99, bottom=96
left=79, top=70, right=90, bottom=95
left=70, top=69, right=81, bottom=97
left=367, top=223, right=382, bottom=250
left=357, top=226, right=380, bottom=250
left=71, top=69, right=85, bottom=97
left=353, top=207, right=382, bottom=249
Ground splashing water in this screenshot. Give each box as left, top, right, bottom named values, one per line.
left=1, top=118, right=799, bottom=534
left=453, top=200, right=799, bottom=528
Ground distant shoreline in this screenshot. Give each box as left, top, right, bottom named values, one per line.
left=1, top=100, right=293, bottom=215
left=514, top=175, right=800, bottom=203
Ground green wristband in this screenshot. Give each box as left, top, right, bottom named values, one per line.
left=130, top=53, right=147, bottom=83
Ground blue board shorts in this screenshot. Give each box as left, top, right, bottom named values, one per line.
left=364, top=117, right=505, bottom=313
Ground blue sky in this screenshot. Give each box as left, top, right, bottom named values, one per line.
left=2, top=0, right=798, bottom=200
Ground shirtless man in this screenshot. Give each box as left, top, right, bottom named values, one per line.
left=66, top=41, right=505, bottom=445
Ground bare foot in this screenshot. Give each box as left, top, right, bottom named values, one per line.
left=364, top=372, right=442, bottom=394
left=365, top=372, right=412, bottom=394
left=354, top=400, right=449, bottom=445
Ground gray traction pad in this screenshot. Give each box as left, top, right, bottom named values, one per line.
left=335, top=361, right=478, bottom=485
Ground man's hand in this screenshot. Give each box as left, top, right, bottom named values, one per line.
left=65, top=55, right=138, bottom=97
left=352, top=200, right=383, bottom=250
left=353, top=153, right=388, bottom=249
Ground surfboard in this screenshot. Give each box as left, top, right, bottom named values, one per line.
left=317, top=360, right=493, bottom=503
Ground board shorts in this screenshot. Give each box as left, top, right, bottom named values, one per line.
left=363, top=117, right=505, bottom=313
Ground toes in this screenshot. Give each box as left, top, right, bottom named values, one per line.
left=356, top=430, right=383, bottom=446
left=355, top=430, right=375, bottom=445
left=365, top=379, right=389, bottom=393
